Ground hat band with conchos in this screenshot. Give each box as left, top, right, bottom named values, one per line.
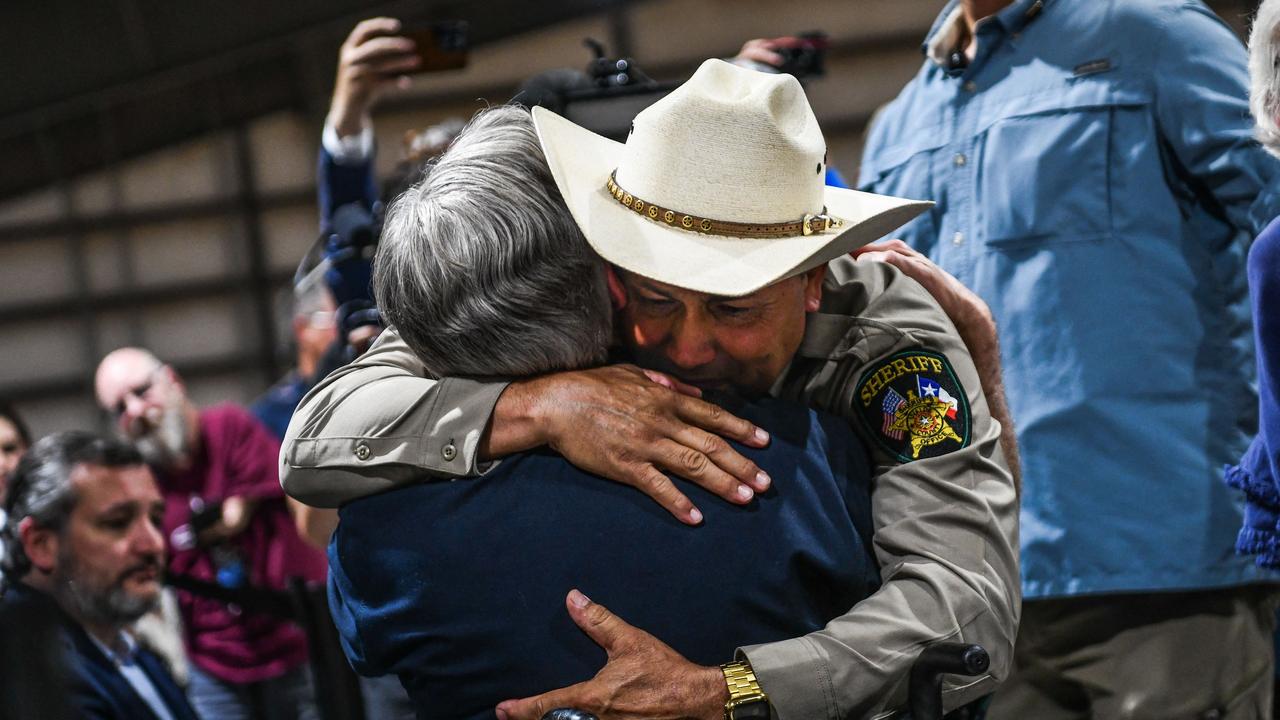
left=606, top=171, right=845, bottom=239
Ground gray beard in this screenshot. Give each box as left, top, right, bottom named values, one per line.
left=134, top=396, right=189, bottom=469
left=54, top=554, right=158, bottom=629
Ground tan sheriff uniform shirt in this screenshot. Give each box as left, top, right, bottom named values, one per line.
left=281, top=257, right=1019, bottom=719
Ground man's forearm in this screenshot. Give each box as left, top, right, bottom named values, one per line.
left=478, top=380, right=547, bottom=461
left=280, top=328, right=509, bottom=507
left=756, top=258, right=1021, bottom=718
left=742, top=562, right=1016, bottom=719
left=742, top=411, right=1020, bottom=719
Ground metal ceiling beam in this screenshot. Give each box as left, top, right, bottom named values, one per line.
left=0, top=0, right=631, bottom=203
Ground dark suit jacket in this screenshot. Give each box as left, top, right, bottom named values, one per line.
left=329, top=395, right=880, bottom=720
left=1, top=584, right=199, bottom=720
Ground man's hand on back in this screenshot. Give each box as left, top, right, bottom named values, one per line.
left=495, top=590, right=726, bottom=720
left=486, top=365, right=772, bottom=525
left=853, top=240, right=994, bottom=335
left=854, top=240, right=1022, bottom=491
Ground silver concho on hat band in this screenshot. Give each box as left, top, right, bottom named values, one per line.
left=605, top=171, right=844, bottom=239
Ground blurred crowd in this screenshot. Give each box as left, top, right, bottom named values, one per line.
left=3, top=1, right=1280, bottom=719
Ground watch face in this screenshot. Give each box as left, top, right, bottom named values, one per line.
left=730, top=701, right=771, bottom=720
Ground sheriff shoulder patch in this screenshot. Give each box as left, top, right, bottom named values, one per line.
left=854, top=350, right=971, bottom=463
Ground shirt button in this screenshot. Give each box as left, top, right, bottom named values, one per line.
left=354, top=443, right=371, bottom=461
left=953, top=153, right=967, bottom=166
left=953, top=231, right=965, bottom=245
left=963, top=81, right=978, bottom=92
left=442, top=443, right=458, bottom=461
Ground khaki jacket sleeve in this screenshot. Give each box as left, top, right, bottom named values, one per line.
left=280, top=326, right=509, bottom=508
left=740, top=258, right=1020, bottom=719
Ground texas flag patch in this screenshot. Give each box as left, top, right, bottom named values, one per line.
left=917, top=376, right=958, bottom=419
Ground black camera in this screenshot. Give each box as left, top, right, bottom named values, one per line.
left=776, top=32, right=829, bottom=79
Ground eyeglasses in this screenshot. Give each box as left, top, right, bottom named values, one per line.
left=111, top=366, right=165, bottom=418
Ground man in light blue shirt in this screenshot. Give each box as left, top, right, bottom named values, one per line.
left=845, top=0, right=1280, bottom=716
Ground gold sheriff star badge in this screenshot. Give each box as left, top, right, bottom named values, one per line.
left=887, top=391, right=965, bottom=459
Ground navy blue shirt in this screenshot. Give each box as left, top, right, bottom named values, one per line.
left=328, top=396, right=878, bottom=719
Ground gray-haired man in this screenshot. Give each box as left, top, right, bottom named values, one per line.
left=287, top=60, right=1018, bottom=719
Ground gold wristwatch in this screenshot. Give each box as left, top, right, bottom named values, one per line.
left=721, top=660, right=770, bottom=720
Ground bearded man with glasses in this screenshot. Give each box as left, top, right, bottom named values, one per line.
left=94, top=347, right=328, bottom=720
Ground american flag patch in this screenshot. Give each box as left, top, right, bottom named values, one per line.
left=882, top=387, right=907, bottom=440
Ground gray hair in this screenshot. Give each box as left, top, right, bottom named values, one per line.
left=1251, top=0, right=1280, bottom=157
left=1, top=432, right=145, bottom=588
left=374, top=105, right=612, bottom=378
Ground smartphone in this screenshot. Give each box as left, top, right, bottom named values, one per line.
left=400, top=21, right=469, bottom=74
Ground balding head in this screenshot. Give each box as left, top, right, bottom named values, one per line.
left=94, top=348, right=195, bottom=469
left=94, top=348, right=163, bottom=411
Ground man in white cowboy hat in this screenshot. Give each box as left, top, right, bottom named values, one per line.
left=742, top=0, right=1280, bottom=716
left=282, top=59, right=1018, bottom=719
left=324, top=104, right=895, bottom=720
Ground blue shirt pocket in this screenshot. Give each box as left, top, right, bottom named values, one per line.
left=975, top=78, right=1151, bottom=249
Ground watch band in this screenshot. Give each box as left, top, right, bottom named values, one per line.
left=721, top=660, right=770, bottom=720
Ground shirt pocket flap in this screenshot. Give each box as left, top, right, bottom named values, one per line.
left=862, top=126, right=950, bottom=180
left=979, top=77, right=1151, bottom=131
left=977, top=78, right=1151, bottom=247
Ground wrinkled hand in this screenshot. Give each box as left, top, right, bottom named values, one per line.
left=496, top=591, right=726, bottom=720
left=329, top=17, right=421, bottom=137
left=853, top=239, right=994, bottom=333
left=733, top=36, right=802, bottom=69
left=506, top=364, right=771, bottom=525
left=199, top=495, right=255, bottom=543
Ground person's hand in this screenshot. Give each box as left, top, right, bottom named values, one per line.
left=198, top=495, right=255, bottom=543
left=732, top=36, right=802, bottom=70
left=286, top=497, right=339, bottom=550
left=496, top=365, right=772, bottom=525
left=329, top=17, right=421, bottom=138
left=495, top=590, right=727, bottom=720
left=853, top=239, right=994, bottom=333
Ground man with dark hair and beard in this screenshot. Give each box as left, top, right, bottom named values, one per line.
left=94, top=347, right=327, bottom=720
left=0, top=431, right=199, bottom=720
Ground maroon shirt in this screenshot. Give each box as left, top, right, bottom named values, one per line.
left=159, top=404, right=327, bottom=684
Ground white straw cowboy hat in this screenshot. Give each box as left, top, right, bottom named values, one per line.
left=531, top=58, right=932, bottom=297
